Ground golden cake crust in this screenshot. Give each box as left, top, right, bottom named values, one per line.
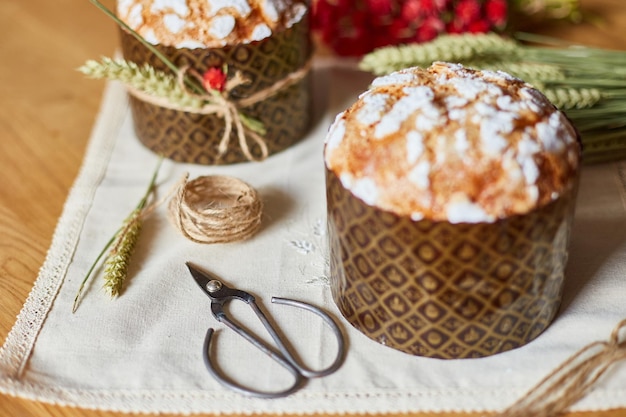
left=117, top=0, right=307, bottom=48
left=324, top=62, right=581, bottom=223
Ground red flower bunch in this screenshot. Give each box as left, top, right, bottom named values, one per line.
left=312, top=0, right=507, bottom=56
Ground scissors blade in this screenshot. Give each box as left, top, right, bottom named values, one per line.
left=186, top=262, right=252, bottom=304
left=186, top=262, right=220, bottom=296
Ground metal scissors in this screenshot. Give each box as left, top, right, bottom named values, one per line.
left=187, top=263, right=346, bottom=398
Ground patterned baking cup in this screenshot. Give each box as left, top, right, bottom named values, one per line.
left=119, top=14, right=312, bottom=165
left=326, top=168, right=579, bottom=359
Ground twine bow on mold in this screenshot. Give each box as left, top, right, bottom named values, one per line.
left=175, top=66, right=269, bottom=162
left=124, top=59, right=312, bottom=162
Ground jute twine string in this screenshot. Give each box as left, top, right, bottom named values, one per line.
left=492, top=318, right=626, bottom=417
left=128, top=59, right=312, bottom=162
left=167, top=173, right=263, bottom=244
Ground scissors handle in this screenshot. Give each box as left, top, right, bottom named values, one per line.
left=203, top=295, right=346, bottom=398
left=270, top=297, right=345, bottom=378
left=203, top=328, right=305, bottom=399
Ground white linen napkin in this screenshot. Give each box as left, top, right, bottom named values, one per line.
left=0, top=65, right=625, bottom=414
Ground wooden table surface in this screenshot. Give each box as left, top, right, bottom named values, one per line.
left=1, top=0, right=625, bottom=416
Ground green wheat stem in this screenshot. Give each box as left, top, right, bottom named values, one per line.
left=79, top=58, right=205, bottom=108
left=359, top=33, right=521, bottom=75
left=542, top=87, right=603, bottom=110
left=72, top=232, right=120, bottom=313
left=72, top=157, right=163, bottom=313
left=102, top=209, right=143, bottom=298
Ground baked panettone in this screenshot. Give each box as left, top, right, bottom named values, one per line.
left=324, top=62, right=582, bottom=358
left=324, top=62, right=581, bottom=223
left=117, top=0, right=307, bottom=48
left=117, top=0, right=312, bottom=165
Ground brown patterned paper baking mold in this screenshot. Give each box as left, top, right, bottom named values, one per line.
left=326, top=168, right=579, bottom=359
left=119, top=14, right=312, bottom=165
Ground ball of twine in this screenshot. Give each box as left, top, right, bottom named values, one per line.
left=168, top=174, right=263, bottom=244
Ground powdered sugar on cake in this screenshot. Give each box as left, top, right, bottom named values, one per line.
left=324, top=62, right=581, bottom=223
left=117, top=0, right=307, bottom=48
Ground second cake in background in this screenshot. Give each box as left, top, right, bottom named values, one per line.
left=117, top=0, right=312, bottom=164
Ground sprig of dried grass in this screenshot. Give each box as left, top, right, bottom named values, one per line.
left=72, top=158, right=163, bottom=313
left=79, top=58, right=205, bottom=109
left=102, top=208, right=143, bottom=298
